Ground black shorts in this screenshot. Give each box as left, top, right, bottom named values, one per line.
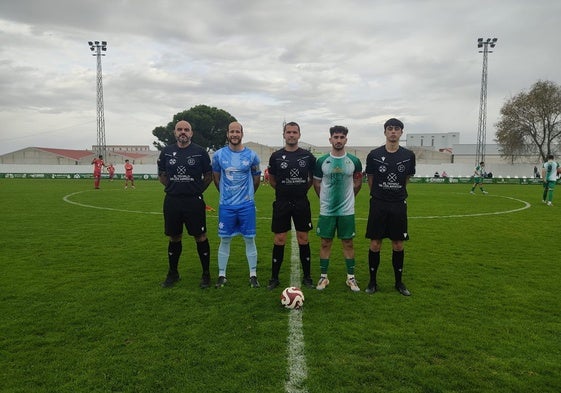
left=163, top=194, right=207, bottom=237
left=365, top=198, right=409, bottom=241
left=271, top=198, right=313, bottom=234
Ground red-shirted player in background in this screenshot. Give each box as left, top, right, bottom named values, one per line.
left=124, top=159, right=135, bottom=189
left=106, top=163, right=115, bottom=181
left=91, top=155, right=105, bottom=189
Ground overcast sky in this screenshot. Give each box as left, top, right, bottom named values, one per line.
left=1, top=0, right=560, bottom=155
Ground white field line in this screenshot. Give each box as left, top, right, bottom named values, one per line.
left=355, top=194, right=531, bottom=220
left=63, top=191, right=161, bottom=215
left=284, top=230, right=308, bottom=393
left=64, top=191, right=531, bottom=220
left=63, top=190, right=267, bottom=219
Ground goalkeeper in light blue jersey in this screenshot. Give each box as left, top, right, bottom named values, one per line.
left=212, top=122, right=262, bottom=288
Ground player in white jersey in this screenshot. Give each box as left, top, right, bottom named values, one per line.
left=212, top=122, right=262, bottom=288
left=313, top=125, right=363, bottom=292
left=541, top=154, right=559, bottom=206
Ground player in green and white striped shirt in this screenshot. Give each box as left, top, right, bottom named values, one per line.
left=312, top=125, right=363, bottom=292
left=542, top=154, right=559, bottom=206
left=470, top=161, right=488, bottom=194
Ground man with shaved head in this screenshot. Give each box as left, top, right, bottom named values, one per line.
left=157, top=120, right=213, bottom=288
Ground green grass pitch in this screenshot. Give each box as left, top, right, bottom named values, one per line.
left=1, top=178, right=560, bottom=392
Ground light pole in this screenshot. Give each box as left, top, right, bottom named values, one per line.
left=88, top=40, right=108, bottom=160
left=475, top=37, right=497, bottom=166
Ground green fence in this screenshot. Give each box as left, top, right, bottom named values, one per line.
left=1, top=173, right=159, bottom=180
left=2, top=173, right=556, bottom=185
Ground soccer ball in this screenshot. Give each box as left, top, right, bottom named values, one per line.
left=280, top=287, right=305, bottom=310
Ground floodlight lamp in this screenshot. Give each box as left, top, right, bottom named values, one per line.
left=102, top=47, right=107, bottom=51
left=492, top=38, right=497, bottom=42
left=89, top=46, right=94, bottom=51
left=95, top=41, right=99, bottom=45
left=102, top=41, right=107, bottom=46
left=88, top=41, right=93, bottom=46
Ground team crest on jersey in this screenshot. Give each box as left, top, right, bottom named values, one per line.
left=280, top=162, right=288, bottom=169
left=298, top=159, right=307, bottom=167
left=169, top=158, right=177, bottom=165
left=398, top=164, right=405, bottom=172
left=379, top=165, right=387, bottom=173
left=187, top=158, right=196, bottom=166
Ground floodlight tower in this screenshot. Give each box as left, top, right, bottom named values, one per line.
left=475, top=37, right=497, bottom=166
left=88, top=40, right=108, bottom=159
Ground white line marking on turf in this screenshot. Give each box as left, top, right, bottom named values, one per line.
left=65, top=190, right=531, bottom=221
left=353, top=194, right=531, bottom=220
left=62, top=190, right=267, bottom=219
left=285, top=230, right=308, bottom=393
left=63, top=190, right=162, bottom=214
left=409, top=194, right=531, bottom=219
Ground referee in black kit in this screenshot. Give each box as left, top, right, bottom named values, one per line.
left=266, top=121, right=316, bottom=290
left=157, top=120, right=213, bottom=288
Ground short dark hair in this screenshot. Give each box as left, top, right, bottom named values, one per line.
left=284, top=121, right=300, bottom=132
left=329, top=125, right=348, bottom=136
left=383, top=118, right=404, bottom=130
left=547, top=154, right=554, bottom=160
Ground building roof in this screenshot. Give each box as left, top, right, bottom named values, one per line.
left=111, top=151, right=155, bottom=160
left=35, top=147, right=94, bottom=160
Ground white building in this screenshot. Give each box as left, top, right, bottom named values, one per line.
left=406, top=132, right=460, bottom=151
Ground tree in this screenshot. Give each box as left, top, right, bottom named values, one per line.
left=152, top=105, right=236, bottom=151
left=495, top=80, right=561, bottom=162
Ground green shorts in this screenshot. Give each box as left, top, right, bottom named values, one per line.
left=316, top=214, right=356, bottom=240
left=544, top=181, right=556, bottom=190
